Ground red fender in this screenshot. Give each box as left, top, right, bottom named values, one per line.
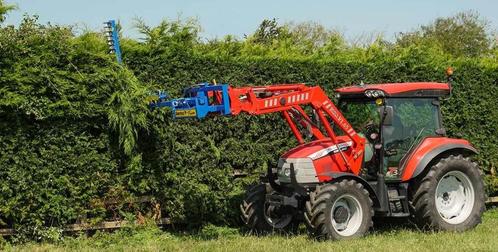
left=400, top=137, right=478, bottom=181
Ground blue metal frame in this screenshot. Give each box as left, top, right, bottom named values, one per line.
left=104, top=20, right=122, bottom=63
left=150, top=83, right=231, bottom=119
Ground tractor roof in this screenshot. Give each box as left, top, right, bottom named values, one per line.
left=335, top=82, right=450, bottom=98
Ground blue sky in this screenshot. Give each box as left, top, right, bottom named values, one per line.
left=3, top=0, right=498, bottom=41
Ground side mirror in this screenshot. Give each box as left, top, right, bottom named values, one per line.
left=380, top=106, right=394, bottom=126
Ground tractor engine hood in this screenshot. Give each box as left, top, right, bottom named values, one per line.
left=278, top=138, right=354, bottom=184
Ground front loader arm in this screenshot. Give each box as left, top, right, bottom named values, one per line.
left=150, top=82, right=364, bottom=160
left=224, top=83, right=361, bottom=145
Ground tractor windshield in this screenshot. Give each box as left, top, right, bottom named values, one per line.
left=339, top=99, right=381, bottom=164
left=339, top=99, right=380, bottom=136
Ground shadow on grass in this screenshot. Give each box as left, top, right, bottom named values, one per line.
left=169, top=219, right=421, bottom=242
left=67, top=207, right=498, bottom=243
left=158, top=216, right=425, bottom=242
left=370, top=216, right=421, bottom=235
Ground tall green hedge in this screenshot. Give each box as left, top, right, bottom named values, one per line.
left=123, top=44, right=498, bottom=226
left=0, top=16, right=497, bottom=235
left=0, top=17, right=148, bottom=231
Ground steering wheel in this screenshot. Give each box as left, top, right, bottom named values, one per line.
left=385, top=137, right=411, bottom=156
left=363, top=123, right=379, bottom=143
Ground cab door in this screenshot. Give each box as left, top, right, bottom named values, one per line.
left=382, top=98, right=441, bottom=179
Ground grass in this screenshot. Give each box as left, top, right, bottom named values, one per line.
left=5, top=208, right=498, bottom=252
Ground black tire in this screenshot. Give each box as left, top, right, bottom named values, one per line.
left=240, top=183, right=299, bottom=234
left=409, top=154, right=485, bottom=231
left=305, top=179, right=373, bottom=240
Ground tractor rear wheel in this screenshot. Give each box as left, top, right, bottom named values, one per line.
left=240, top=183, right=299, bottom=234
left=410, top=154, right=485, bottom=231
left=305, top=179, right=373, bottom=240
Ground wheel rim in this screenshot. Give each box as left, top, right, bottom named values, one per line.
left=435, top=170, right=475, bottom=224
left=331, top=194, right=363, bottom=236
left=264, top=202, right=293, bottom=229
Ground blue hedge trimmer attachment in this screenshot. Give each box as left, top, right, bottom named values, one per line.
left=148, top=83, right=232, bottom=119
left=104, top=20, right=122, bottom=63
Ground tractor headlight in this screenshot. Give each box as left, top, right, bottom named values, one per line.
left=277, top=158, right=318, bottom=183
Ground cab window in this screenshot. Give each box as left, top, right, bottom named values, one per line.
left=383, top=98, right=440, bottom=175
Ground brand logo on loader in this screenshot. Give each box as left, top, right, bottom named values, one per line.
left=325, top=101, right=351, bottom=132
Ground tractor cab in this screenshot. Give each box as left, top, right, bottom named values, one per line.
left=335, top=82, right=451, bottom=180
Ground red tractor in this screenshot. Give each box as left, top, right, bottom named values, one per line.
left=151, top=74, right=485, bottom=240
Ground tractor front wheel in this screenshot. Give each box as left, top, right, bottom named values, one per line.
left=240, top=183, right=299, bottom=234
left=305, top=179, right=373, bottom=240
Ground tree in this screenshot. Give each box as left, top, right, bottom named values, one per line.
left=134, top=17, right=200, bottom=51
left=287, top=21, right=337, bottom=48
left=286, top=21, right=346, bottom=54
left=0, top=0, right=16, bottom=23
left=247, top=19, right=347, bottom=56
left=396, top=11, right=492, bottom=57
left=250, top=18, right=290, bottom=44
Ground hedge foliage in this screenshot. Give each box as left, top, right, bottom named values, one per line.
left=0, top=16, right=148, bottom=230
left=0, top=13, right=497, bottom=235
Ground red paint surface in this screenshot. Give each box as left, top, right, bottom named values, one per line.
left=223, top=83, right=366, bottom=177
left=400, top=137, right=474, bottom=181
left=282, top=136, right=365, bottom=181
left=335, top=82, right=450, bottom=96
